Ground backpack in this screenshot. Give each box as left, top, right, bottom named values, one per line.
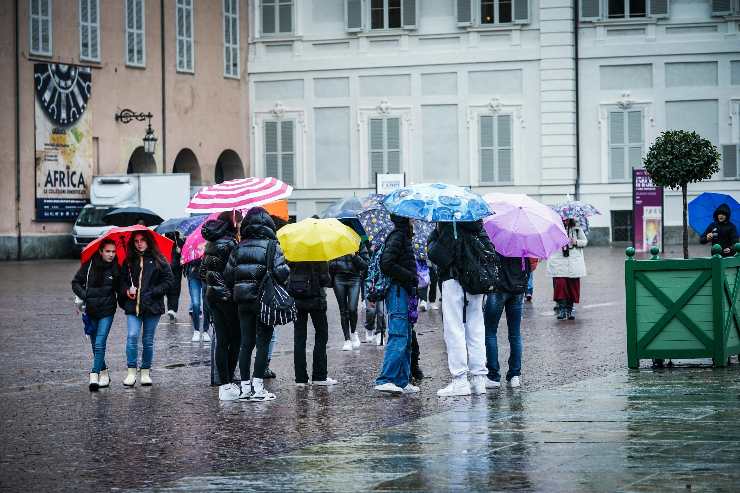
left=364, top=243, right=391, bottom=302
left=455, top=232, right=500, bottom=295
left=288, top=265, right=313, bottom=300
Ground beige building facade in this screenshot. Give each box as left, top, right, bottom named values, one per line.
left=0, top=0, right=250, bottom=259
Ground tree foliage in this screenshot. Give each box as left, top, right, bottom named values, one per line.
left=643, top=130, right=720, bottom=189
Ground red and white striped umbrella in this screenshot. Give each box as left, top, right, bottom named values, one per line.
left=185, top=177, right=293, bottom=213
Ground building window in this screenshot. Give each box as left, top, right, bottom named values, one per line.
left=608, top=0, right=646, bottom=18
left=79, top=0, right=100, bottom=61
left=264, top=120, right=295, bottom=185
left=262, top=0, right=293, bottom=35
left=457, top=0, right=528, bottom=26
left=611, top=210, right=633, bottom=242
left=479, top=114, right=513, bottom=184
left=176, top=0, right=194, bottom=73
left=480, top=0, right=512, bottom=24
left=223, top=0, right=239, bottom=78
left=369, top=117, right=401, bottom=184
left=608, top=109, right=643, bottom=182
left=723, top=102, right=740, bottom=179
left=371, top=0, right=402, bottom=29
left=30, top=0, right=52, bottom=56
left=125, top=0, right=145, bottom=67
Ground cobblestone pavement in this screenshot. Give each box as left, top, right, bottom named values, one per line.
left=0, top=245, right=723, bottom=492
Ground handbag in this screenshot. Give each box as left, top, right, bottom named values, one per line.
left=74, top=262, right=92, bottom=314
left=258, top=240, right=297, bottom=326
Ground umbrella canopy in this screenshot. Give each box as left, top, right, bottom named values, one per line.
left=358, top=206, right=434, bottom=259
left=104, top=207, right=163, bottom=227
left=483, top=193, right=569, bottom=259
left=277, top=218, right=360, bottom=262
left=551, top=199, right=601, bottom=233
left=180, top=212, right=220, bottom=265
left=80, top=225, right=173, bottom=266
left=383, top=183, right=492, bottom=222
left=319, top=197, right=365, bottom=219
left=185, top=177, right=292, bottom=214
left=688, top=192, right=740, bottom=235
left=155, top=216, right=208, bottom=236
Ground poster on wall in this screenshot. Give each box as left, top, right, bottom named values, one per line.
left=376, top=173, right=405, bottom=195
left=633, top=168, right=664, bottom=253
left=34, top=63, right=93, bottom=222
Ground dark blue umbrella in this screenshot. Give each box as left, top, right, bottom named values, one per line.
left=688, top=192, right=740, bottom=235
left=103, top=207, right=163, bottom=227
left=155, top=216, right=209, bottom=236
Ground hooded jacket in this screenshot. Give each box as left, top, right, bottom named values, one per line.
left=72, top=257, right=120, bottom=319
left=700, top=204, right=739, bottom=257
left=119, top=251, right=174, bottom=317
left=224, top=209, right=290, bottom=309
left=428, top=221, right=492, bottom=284
left=546, top=223, right=588, bottom=278
left=380, top=214, right=417, bottom=291
left=200, top=219, right=238, bottom=304
left=288, top=261, right=332, bottom=311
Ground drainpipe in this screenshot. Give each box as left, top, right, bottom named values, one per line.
left=573, top=4, right=581, bottom=201
left=15, top=0, right=22, bottom=260
left=160, top=0, right=167, bottom=173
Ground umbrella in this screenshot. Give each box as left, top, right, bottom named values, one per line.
left=358, top=204, right=434, bottom=259
left=185, top=177, right=293, bottom=214
left=688, top=192, right=740, bottom=235
left=181, top=213, right=220, bottom=265
left=155, top=216, right=209, bottom=236
left=483, top=193, right=569, bottom=259
left=104, top=207, right=163, bottom=227
left=277, top=218, right=360, bottom=262
left=319, top=197, right=365, bottom=218
left=551, top=199, right=601, bottom=233
left=81, top=225, right=173, bottom=266
left=383, top=183, right=492, bottom=222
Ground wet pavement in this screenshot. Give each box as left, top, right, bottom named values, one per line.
left=1, top=244, right=734, bottom=492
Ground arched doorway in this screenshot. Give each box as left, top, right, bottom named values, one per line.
left=127, top=146, right=157, bottom=174
left=173, top=148, right=202, bottom=185
left=215, top=149, right=245, bottom=183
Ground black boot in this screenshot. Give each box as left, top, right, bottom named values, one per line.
left=556, top=301, right=567, bottom=320
left=263, top=360, right=276, bottom=379
left=567, top=302, right=575, bottom=320
left=411, top=330, right=424, bottom=380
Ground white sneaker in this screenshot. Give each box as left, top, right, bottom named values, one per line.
left=485, top=378, right=501, bottom=389
left=509, top=376, right=521, bottom=388
left=123, top=368, right=137, bottom=387
left=295, top=382, right=308, bottom=388
left=437, top=377, right=471, bottom=397
left=402, top=383, right=420, bottom=394
left=375, top=333, right=384, bottom=346
left=419, top=301, right=428, bottom=312
left=431, top=302, right=440, bottom=310
left=364, top=330, right=374, bottom=343
left=98, top=369, right=110, bottom=388
left=312, top=377, right=338, bottom=386
left=341, top=340, right=353, bottom=351
left=238, top=380, right=252, bottom=400
left=191, top=331, right=201, bottom=342
left=167, top=310, right=176, bottom=321
left=88, top=372, right=99, bottom=391
left=351, top=333, right=361, bottom=349
left=201, top=331, right=211, bottom=342
left=140, top=369, right=152, bottom=386
left=218, top=383, right=240, bottom=401
left=470, top=375, right=487, bottom=395
left=248, top=378, right=276, bottom=401
left=374, top=382, right=403, bottom=394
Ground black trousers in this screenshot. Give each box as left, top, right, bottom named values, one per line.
left=237, top=307, right=274, bottom=381
left=365, top=300, right=386, bottom=334
left=166, top=267, right=182, bottom=312
left=293, top=308, right=329, bottom=383
left=411, top=328, right=420, bottom=368
left=333, top=276, right=361, bottom=339
left=210, top=300, right=241, bottom=385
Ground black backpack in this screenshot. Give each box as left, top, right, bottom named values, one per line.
left=288, top=265, right=314, bottom=300
left=455, top=232, right=500, bottom=295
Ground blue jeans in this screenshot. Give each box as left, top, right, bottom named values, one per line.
left=126, top=314, right=160, bottom=369
left=526, top=272, right=534, bottom=296
left=375, top=283, right=411, bottom=389
left=267, top=328, right=278, bottom=360
left=187, top=276, right=210, bottom=332
left=484, top=292, right=523, bottom=382
left=89, top=315, right=114, bottom=373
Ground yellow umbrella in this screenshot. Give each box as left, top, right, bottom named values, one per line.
left=277, top=218, right=360, bottom=262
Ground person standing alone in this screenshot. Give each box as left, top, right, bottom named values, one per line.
left=700, top=203, right=738, bottom=257
left=547, top=218, right=588, bottom=320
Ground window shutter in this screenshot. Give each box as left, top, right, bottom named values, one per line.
left=649, top=0, right=669, bottom=17
left=402, top=0, right=417, bottom=29
left=90, top=0, right=99, bottom=59
left=281, top=121, right=295, bottom=185
left=627, top=110, right=643, bottom=169
left=580, top=0, right=601, bottom=20
left=370, top=119, right=384, bottom=182
left=497, top=115, right=513, bottom=183
left=346, top=0, right=363, bottom=32
left=723, top=144, right=738, bottom=178
left=513, top=0, right=529, bottom=24
left=386, top=118, right=401, bottom=173
left=711, top=0, right=733, bottom=15
left=135, top=0, right=144, bottom=65
left=264, top=121, right=279, bottom=179
left=479, top=116, right=494, bottom=183
left=80, top=0, right=90, bottom=58
left=609, top=111, right=626, bottom=180
left=278, top=0, right=292, bottom=33
left=41, top=0, right=51, bottom=54
left=457, top=0, right=473, bottom=26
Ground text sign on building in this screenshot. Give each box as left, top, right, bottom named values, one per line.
left=633, top=168, right=664, bottom=252
left=34, top=63, right=93, bottom=222
left=376, top=173, right=405, bottom=195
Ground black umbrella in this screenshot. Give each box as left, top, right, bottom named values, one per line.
left=104, top=207, right=164, bottom=227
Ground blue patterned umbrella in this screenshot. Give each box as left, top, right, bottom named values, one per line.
left=155, top=215, right=208, bottom=236
left=358, top=205, right=433, bottom=260
left=383, top=183, right=492, bottom=223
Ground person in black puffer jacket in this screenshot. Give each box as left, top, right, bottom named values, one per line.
left=72, top=238, right=120, bottom=391
left=700, top=203, right=739, bottom=257
left=120, top=230, right=174, bottom=387
left=288, top=261, right=335, bottom=385
left=329, top=247, right=368, bottom=350
left=224, top=207, right=289, bottom=401
left=164, top=231, right=184, bottom=320
left=201, top=211, right=242, bottom=400
left=374, top=214, right=419, bottom=395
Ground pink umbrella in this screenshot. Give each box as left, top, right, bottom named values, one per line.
left=483, top=193, right=569, bottom=259
left=180, top=212, right=219, bottom=265
left=185, top=177, right=292, bottom=214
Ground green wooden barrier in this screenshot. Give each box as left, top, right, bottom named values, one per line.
left=625, top=243, right=740, bottom=368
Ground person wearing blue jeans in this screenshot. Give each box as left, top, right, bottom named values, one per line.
left=126, top=314, right=160, bottom=370
left=263, top=329, right=278, bottom=379
left=186, top=261, right=211, bottom=343
left=90, top=316, right=114, bottom=375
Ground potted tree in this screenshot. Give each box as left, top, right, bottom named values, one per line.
left=643, top=130, right=720, bottom=259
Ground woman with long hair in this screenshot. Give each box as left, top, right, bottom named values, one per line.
left=120, top=231, right=174, bottom=386
left=71, top=238, right=120, bottom=391
left=329, top=247, right=369, bottom=351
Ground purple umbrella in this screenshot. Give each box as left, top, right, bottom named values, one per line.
left=483, top=193, right=569, bottom=259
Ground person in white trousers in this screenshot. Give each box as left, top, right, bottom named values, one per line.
left=428, top=221, right=490, bottom=397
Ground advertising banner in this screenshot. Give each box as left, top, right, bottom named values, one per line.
left=633, top=168, right=664, bottom=252
left=34, top=63, right=93, bottom=221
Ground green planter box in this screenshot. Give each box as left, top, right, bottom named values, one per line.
left=625, top=245, right=740, bottom=368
